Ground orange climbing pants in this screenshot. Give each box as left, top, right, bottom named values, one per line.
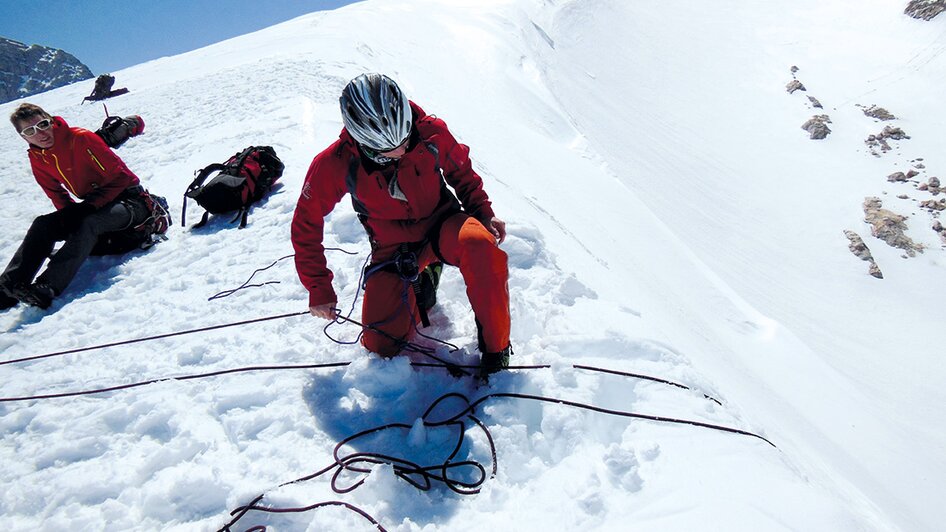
left=361, top=213, right=510, bottom=356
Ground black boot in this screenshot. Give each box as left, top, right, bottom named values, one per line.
left=480, top=344, right=513, bottom=376
left=9, top=281, right=56, bottom=310
left=0, top=292, right=17, bottom=310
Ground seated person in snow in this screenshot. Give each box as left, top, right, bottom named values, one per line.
left=0, top=103, right=150, bottom=310
left=291, top=73, right=513, bottom=375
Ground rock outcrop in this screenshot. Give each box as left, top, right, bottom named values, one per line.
left=863, top=197, right=924, bottom=257
left=866, top=126, right=910, bottom=156
left=0, top=37, right=92, bottom=103
left=844, top=230, right=884, bottom=278
left=802, top=115, right=832, bottom=139
left=862, top=105, right=897, bottom=121
left=905, top=0, right=946, bottom=20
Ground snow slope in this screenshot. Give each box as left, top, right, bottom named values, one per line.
left=1, top=0, right=944, bottom=530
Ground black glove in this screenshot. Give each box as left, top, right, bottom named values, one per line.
left=55, top=202, right=96, bottom=229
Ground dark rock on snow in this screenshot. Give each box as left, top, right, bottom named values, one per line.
left=802, top=115, right=832, bottom=139
left=905, top=0, right=946, bottom=20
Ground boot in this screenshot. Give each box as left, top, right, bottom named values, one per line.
left=9, top=281, right=56, bottom=310
left=480, top=344, right=513, bottom=376
left=0, top=292, right=17, bottom=310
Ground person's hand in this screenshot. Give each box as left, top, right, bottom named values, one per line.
left=487, top=216, right=506, bottom=244
left=309, top=302, right=339, bottom=320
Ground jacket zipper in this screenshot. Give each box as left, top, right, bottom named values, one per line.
left=87, top=149, right=106, bottom=171
left=47, top=151, right=79, bottom=196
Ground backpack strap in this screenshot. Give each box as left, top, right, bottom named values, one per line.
left=229, top=146, right=275, bottom=229
left=186, top=163, right=230, bottom=193
left=182, top=163, right=229, bottom=226
left=238, top=207, right=250, bottom=229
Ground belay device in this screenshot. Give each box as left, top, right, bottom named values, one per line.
left=182, top=146, right=284, bottom=228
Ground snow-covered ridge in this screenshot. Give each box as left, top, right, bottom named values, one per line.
left=1, top=1, right=944, bottom=530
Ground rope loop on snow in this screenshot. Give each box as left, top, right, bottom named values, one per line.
left=219, top=386, right=774, bottom=531
left=207, top=249, right=357, bottom=301
left=2, top=254, right=776, bottom=531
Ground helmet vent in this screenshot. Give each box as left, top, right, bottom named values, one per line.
left=340, top=73, right=412, bottom=151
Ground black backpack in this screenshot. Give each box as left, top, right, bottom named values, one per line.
left=183, top=146, right=284, bottom=229
left=82, top=74, right=129, bottom=103
left=91, top=74, right=115, bottom=99
left=95, top=115, right=145, bottom=148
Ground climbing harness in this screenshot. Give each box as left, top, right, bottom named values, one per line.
left=362, top=242, right=433, bottom=327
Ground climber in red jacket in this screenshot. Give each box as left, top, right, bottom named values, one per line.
left=291, top=73, right=512, bottom=374
left=0, top=103, right=149, bottom=310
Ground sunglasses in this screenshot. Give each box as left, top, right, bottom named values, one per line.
left=361, top=146, right=395, bottom=164
left=361, top=138, right=408, bottom=164
left=20, top=118, right=53, bottom=137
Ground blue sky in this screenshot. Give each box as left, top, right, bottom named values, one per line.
left=0, top=0, right=358, bottom=74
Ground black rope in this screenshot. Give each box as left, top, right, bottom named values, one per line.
left=323, top=250, right=461, bottom=355
left=319, top=254, right=372, bottom=349
left=208, top=249, right=358, bottom=301
left=0, top=360, right=721, bottom=408
left=208, top=254, right=294, bottom=301
left=206, top=254, right=461, bottom=365
left=0, top=299, right=770, bottom=530
left=0, top=311, right=310, bottom=367
left=220, top=388, right=774, bottom=531
left=220, top=496, right=385, bottom=532
left=331, top=314, right=470, bottom=377
left=0, top=363, right=350, bottom=403
left=572, top=364, right=723, bottom=406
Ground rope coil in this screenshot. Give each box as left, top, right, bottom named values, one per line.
left=1, top=255, right=776, bottom=531
left=220, top=388, right=773, bottom=531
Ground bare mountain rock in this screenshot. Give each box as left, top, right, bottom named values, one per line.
left=866, top=126, right=910, bottom=156
left=844, top=230, right=884, bottom=278
left=0, top=37, right=92, bottom=103
left=905, top=0, right=946, bottom=20
left=786, top=79, right=806, bottom=93
left=802, top=114, right=832, bottom=139
left=863, top=197, right=924, bottom=257
left=862, top=105, right=897, bottom=121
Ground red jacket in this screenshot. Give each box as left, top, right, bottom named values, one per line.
left=27, top=116, right=140, bottom=210
left=292, top=102, right=495, bottom=307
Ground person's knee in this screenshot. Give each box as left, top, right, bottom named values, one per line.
left=30, top=213, right=61, bottom=233
left=25, top=213, right=69, bottom=243
left=362, top=331, right=402, bottom=358
left=460, top=230, right=507, bottom=270
left=73, top=213, right=114, bottom=238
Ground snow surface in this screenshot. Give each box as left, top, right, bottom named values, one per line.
left=2, top=0, right=944, bottom=530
